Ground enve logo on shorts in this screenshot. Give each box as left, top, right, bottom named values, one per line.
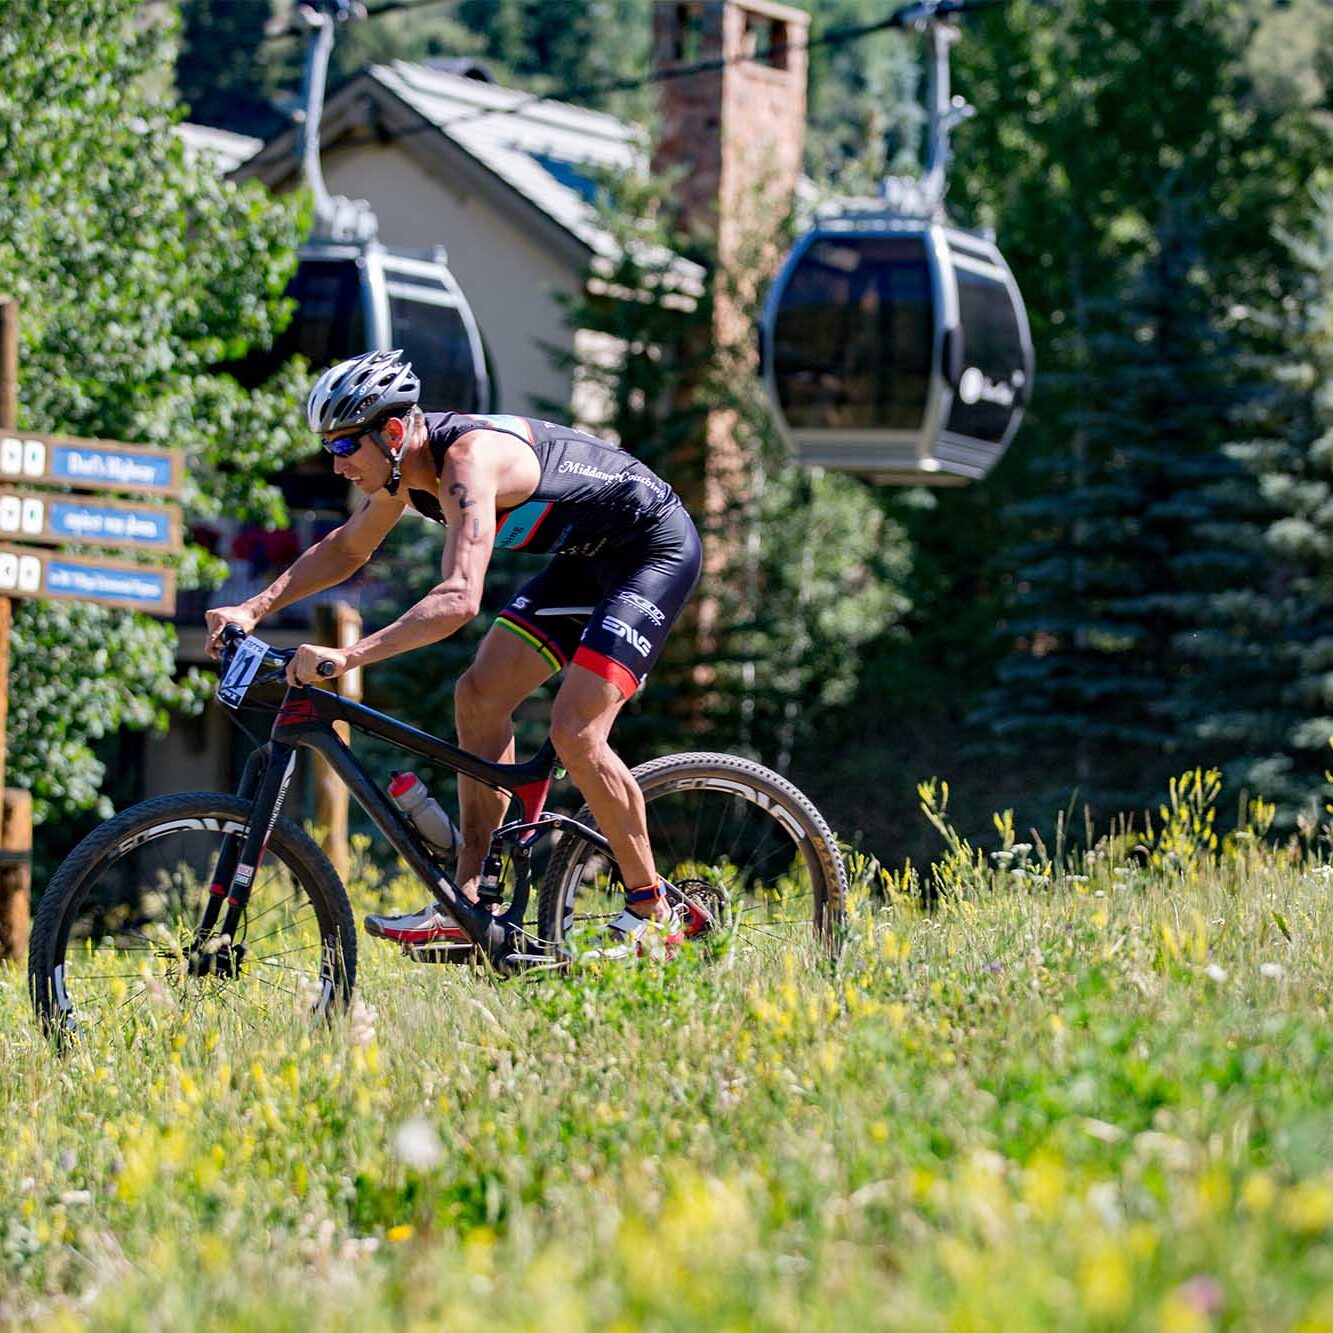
left=602, top=615, right=652, bottom=658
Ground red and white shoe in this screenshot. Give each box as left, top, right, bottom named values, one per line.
left=364, top=903, right=468, bottom=948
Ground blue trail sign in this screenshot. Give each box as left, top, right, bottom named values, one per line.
left=0, top=488, right=180, bottom=553
left=0, top=433, right=182, bottom=497
left=0, top=544, right=175, bottom=615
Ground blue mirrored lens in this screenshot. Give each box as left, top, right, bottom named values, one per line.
left=322, top=434, right=361, bottom=457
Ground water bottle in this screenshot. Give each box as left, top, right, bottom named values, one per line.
left=387, top=772, right=459, bottom=854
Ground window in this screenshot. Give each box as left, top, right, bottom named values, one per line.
left=225, top=258, right=367, bottom=388
left=772, top=235, right=934, bottom=431
left=944, top=251, right=1027, bottom=446
left=388, top=287, right=483, bottom=414
left=674, top=3, right=706, bottom=61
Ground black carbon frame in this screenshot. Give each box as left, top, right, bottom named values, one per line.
left=228, top=682, right=612, bottom=965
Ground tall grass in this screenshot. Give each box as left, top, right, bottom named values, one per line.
left=4, top=769, right=1333, bottom=1329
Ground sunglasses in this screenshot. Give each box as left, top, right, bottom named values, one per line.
left=321, top=432, right=364, bottom=458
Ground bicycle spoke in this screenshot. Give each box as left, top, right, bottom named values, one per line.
left=34, top=802, right=351, bottom=1035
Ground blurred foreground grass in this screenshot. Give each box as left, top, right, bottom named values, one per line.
left=4, top=773, right=1333, bottom=1330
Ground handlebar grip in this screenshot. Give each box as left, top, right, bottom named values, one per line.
left=316, top=660, right=337, bottom=678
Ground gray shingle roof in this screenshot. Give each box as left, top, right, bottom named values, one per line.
left=175, top=122, right=264, bottom=175
left=368, top=60, right=642, bottom=260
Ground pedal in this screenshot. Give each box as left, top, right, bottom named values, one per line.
left=503, top=951, right=565, bottom=969
left=400, top=939, right=474, bottom=965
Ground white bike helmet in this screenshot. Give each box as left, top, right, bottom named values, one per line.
left=306, top=350, right=420, bottom=494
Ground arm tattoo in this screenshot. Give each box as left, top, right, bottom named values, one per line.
left=471, top=516, right=480, bottom=540
left=448, top=482, right=476, bottom=510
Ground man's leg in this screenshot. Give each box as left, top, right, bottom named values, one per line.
left=453, top=626, right=556, bottom=900
left=549, top=664, right=667, bottom=922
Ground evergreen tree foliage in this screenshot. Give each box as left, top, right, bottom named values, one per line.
left=0, top=0, right=308, bottom=819
left=1220, top=192, right=1333, bottom=822
left=176, top=0, right=286, bottom=138
left=951, top=0, right=1328, bottom=821
left=803, top=0, right=920, bottom=193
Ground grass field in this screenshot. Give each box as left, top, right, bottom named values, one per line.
left=4, top=772, right=1333, bottom=1330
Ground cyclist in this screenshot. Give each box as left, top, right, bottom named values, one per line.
left=205, top=349, right=702, bottom=957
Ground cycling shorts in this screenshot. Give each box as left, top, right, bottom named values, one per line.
left=493, top=505, right=702, bottom=699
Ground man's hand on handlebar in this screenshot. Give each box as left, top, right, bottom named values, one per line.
left=205, top=604, right=259, bottom=658
left=287, top=644, right=348, bottom=687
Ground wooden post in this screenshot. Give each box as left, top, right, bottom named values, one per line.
left=313, top=599, right=362, bottom=884
left=0, top=790, right=31, bottom=964
left=0, top=297, right=15, bottom=801
left=0, top=299, right=25, bottom=963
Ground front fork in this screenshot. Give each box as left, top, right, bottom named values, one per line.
left=191, top=743, right=296, bottom=951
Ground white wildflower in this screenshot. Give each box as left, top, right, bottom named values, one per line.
left=1087, top=1180, right=1123, bottom=1230
left=1205, top=964, right=1228, bottom=984
left=1259, top=962, right=1285, bottom=980
left=348, top=997, right=378, bottom=1046
left=295, top=976, right=325, bottom=1014
left=392, top=1118, right=443, bottom=1171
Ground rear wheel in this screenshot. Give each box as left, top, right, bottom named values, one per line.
left=28, top=792, right=356, bottom=1038
left=538, top=752, right=845, bottom=954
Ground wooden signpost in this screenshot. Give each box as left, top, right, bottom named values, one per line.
left=0, top=298, right=184, bottom=962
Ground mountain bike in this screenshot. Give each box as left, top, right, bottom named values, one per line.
left=28, top=623, right=847, bottom=1035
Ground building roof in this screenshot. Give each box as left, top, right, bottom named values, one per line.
left=367, top=59, right=640, bottom=260
left=234, top=62, right=702, bottom=298
left=175, top=121, right=264, bottom=174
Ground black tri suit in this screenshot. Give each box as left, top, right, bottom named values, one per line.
left=407, top=412, right=702, bottom=698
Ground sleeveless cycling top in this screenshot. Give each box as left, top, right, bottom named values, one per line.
left=406, top=412, right=681, bottom=558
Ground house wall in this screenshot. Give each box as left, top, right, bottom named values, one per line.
left=321, top=144, right=583, bottom=419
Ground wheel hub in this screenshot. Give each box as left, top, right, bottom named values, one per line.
left=186, top=941, right=247, bottom=979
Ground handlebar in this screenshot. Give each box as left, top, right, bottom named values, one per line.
left=218, top=625, right=339, bottom=686
left=218, top=624, right=293, bottom=674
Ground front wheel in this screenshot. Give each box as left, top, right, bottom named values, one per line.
left=29, top=792, right=357, bottom=1037
left=538, top=752, right=846, bottom=954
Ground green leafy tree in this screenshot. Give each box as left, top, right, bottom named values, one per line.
left=803, top=0, right=919, bottom=192
left=951, top=0, right=1327, bottom=820
left=0, top=0, right=308, bottom=820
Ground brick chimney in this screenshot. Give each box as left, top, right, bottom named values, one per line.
left=650, top=2, right=810, bottom=712
left=651, top=0, right=810, bottom=272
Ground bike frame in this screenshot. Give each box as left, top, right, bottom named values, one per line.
left=198, top=676, right=614, bottom=969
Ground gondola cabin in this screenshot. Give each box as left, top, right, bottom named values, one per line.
left=761, top=217, right=1034, bottom=485
left=241, top=241, right=491, bottom=415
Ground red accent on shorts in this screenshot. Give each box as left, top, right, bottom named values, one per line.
left=572, top=645, right=639, bottom=700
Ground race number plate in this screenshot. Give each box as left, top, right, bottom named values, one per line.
left=217, top=635, right=270, bottom=710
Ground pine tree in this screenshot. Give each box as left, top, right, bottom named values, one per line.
left=1219, top=193, right=1333, bottom=823
left=953, top=0, right=1326, bottom=821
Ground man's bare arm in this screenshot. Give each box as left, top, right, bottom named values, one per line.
left=343, top=441, right=498, bottom=669
left=251, top=492, right=404, bottom=618
left=205, top=492, right=404, bottom=653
